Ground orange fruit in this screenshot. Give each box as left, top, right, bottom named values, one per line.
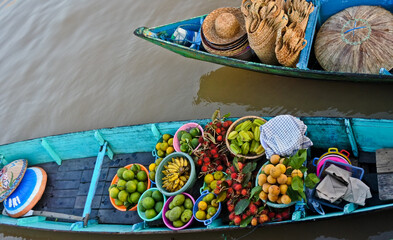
left=286, top=176, right=292, bottom=185
left=281, top=194, right=291, bottom=204
left=267, top=175, right=277, bottom=184
left=258, top=173, right=267, bottom=186
left=259, top=190, right=268, bottom=201
left=277, top=174, right=288, bottom=185
left=270, top=166, right=282, bottom=178
left=270, top=155, right=280, bottom=165
left=262, top=183, right=271, bottom=193
left=198, top=201, right=208, bottom=211
left=277, top=196, right=283, bottom=204
left=291, top=169, right=303, bottom=178
left=263, top=164, right=274, bottom=175
left=268, top=193, right=278, bottom=202
left=280, top=184, right=288, bottom=195
left=276, top=164, right=286, bottom=174
left=268, top=185, right=280, bottom=196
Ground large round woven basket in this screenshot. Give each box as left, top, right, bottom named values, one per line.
left=314, top=5, right=393, bottom=74
left=225, top=116, right=267, bottom=160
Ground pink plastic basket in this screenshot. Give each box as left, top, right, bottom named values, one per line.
left=173, top=123, right=204, bottom=153
left=315, top=155, right=350, bottom=177
left=162, top=192, right=195, bottom=230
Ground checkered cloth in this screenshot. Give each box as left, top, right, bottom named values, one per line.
left=260, top=115, right=313, bottom=159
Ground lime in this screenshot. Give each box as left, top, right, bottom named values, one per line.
left=181, top=132, right=193, bottom=142
left=125, top=181, right=137, bottom=193
left=131, top=179, right=138, bottom=185
left=213, top=171, right=224, bottom=180
left=137, top=171, right=148, bottom=181
left=114, top=199, right=123, bottom=206
left=157, top=150, right=165, bottom=157
left=168, top=138, right=174, bottom=146
left=145, top=209, right=157, bottom=219
left=142, top=197, right=155, bottom=210
left=122, top=170, right=135, bottom=181
left=191, top=138, right=199, bottom=148
left=155, top=143, right=161, bottom=151
left=139, top=202, right=146, bottom=212
left=110, top=187, right=120, bottom=199
left=160, top=142, right=169, bottom=151
left=144, top=191, right=152, bottom=198
left=209, top=180, right=217, bottom=191
left=129, top=192, right=141, bottom=204
left=118, top=190, right=129, bottom=202
left=207, top=206, right=217, bottom=216
left=117, top=168, right=127, bottom=179
left=177, top=130, right=187, bottom=141
left=155, top=158, right=163, bottom=166
left=152, top=190, right=163, bottom=202
left=117, top=179, right=126, bottom=190
left=155, top=201, right=164, bottom=213
left=195, top=210, right=206, bottom=220
left=204, top=174, right=214, bottom=185
left=189, top=127, right=200, bottom=137
left=205, top=193, right=215, bottom=203
left=137, top=181, right=147, bottom=193
left=180, top=143, right=189, bottom=153
left=131, top=164, right=141, bottom=173
left=163, top=134, right=171, bottom=141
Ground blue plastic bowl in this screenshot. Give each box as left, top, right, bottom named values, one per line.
left=192, top=190, right=222, bottom=225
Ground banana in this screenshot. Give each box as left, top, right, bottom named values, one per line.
left=183, top=159, right=188, bottom=167
left=180, top=176, right=187, bottom=182
left=179, top=180, right=185, bottom=187
left=173, top=179, right=180, bottom=189
left=174, top=158, right=181, bottom=167
left=179, top=157, right=184, bottom=167
left=169, top=174, right=179, bottom=182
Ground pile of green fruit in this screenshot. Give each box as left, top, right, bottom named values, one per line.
left=164, top=194, right=194, bottom=228
left=139, top=189, right=165, bottom=220
left=155, top=133, right=175, bottom=158
left=227, top=118, right=266, bottom=156
left=177, top=127, right=201, bottom=154
left=148, top=157, right=163, bottom=182
left=195, top=193, right=219, bottom=221
left=202, top=171, right=225, bottom=193
left=109, top=164, right=149, bottom=210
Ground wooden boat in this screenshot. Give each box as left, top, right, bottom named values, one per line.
left=133, top=0, right=393, bottom=83
left=0, top=116, right=392, bottom=234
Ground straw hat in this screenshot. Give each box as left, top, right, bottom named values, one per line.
left=202, top=7, right=247, bottom=46
left=0, top=159, right=28, bottom=203
left=315, top=5, right=393, bottom=74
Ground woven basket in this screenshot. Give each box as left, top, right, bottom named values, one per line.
left=314, top=5, right=393, bottom=74
left=225, top=116, right=267, bottom=160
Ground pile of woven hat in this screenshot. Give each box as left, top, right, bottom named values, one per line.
left=201, top=7, right=253, bottom=60
left=241, top=0, right=314, bottom=67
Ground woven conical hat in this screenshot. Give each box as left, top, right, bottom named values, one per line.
left=0, top=159, right=28, bottom=202
left=202, top=7, right=247, bottom=46
left=315, top=5, right=393, bottom=74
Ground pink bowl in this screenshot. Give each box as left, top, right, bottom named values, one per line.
left=316, top=154, right=350, bottom=177
left=162, top=192, right=195, bottom=230
left=173, top=123, right=204, bottom=153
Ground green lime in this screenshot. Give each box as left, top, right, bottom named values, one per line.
left=131, top=164, right=141, bottom=173
left=195, top=210, right=206, bottom=220
left=129, top=192, right=141, bottom=204
left=110, top=187, right=120, bottom=199
left=149, top=171, right=155, bottom=181
left=160, top=142, right=169, bottom=151
left=189, top=127, right=200, bottom=137
left=114, top=199, right=123, bottom=206
left=209, top=180, right=217, bottom=191
left=177, top=130, right=187, bottom=141
left=118, top=190, right=129, bottom=202
left=207, top=206, right=217, bottom=216
left=152, top=190, right=163, bottom=202
left=145, top=209, right=157, bottom=219
left=157, top=150, right=165, bottom=158
left=117, top=168, right=127, bottom=179
left=125, top=181, right=137, bottom=193
left=181, top=132, right=193, bottom=142
left=117, top=179, right=127, bottom=190
left=205, top=193, right=215, bottom=203
left=191, top=138, right=199, bottom=148
left=137, top=181, right=147, bottom=193
left=144, top=191, right=152, bottom=198
left=155, top=158, right=163, bottom=166
left=173, top=220, right=184, bottom=228
left=142, top=197, right=155, bottom=210
left=137, top=171, right=148, bottom=181
left=180, top=143, right=189, bottom=153
left=213, top=171, right=224, bottom=180
left=168, top=138, right=174, bottom=146
left=122, top=170, right=135, bottom=181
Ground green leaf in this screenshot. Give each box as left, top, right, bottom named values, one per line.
left=249, top=186, right=262, bottom=200
left=206, top=132, right=216, bottom=144
left=217, top=191, right=227, bottom=203
left=240, top=215, right=253, bottom=227
left=288, top=149, right=307, bottom=169
left=235, top=199, right=250, bottom=215
left=242, top=161, right=257, bottom=174
left=233, top=158, right=240, bottom=172
left=223, top=113, right=231, bottom=119
left=299, top=190, right=307, bottom=202
left=299, top=166, right=307, bottom=173
left=242, top=172, right=252, bottom=187
left=211, top=109, right=219, bottom=121
left=305, top=173, right=320, bottom=189
left=282, top=157, right=290, bottom=166
left=291, top=176, right=303, bottom=191
left=287, top=187, right=301, bottom=202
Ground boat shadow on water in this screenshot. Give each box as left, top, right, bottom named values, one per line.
left=194, top=66, right=393, bottom=118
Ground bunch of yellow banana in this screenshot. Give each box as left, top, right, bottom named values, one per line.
left=161, top=157, right=190, bottom=192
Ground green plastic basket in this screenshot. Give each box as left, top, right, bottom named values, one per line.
left=137, top=187, right=167, bottom=221
left=155, top=152, right=196, bottom=197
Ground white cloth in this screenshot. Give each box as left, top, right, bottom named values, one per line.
left=259, top=115, right=313, bottom=158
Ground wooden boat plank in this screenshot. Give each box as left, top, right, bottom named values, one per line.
left=376, top=148, right=393, bottom=173
left=377, top=173, right=393, bottom=200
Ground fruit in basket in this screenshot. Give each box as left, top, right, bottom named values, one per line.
left=110, top=164, right=149, bottom=210
left=195, top=193, right=218, bottom=221
left=161, top=157, right=191, bottom=192
left=155, top=134, right=175, bottom=158
left=149, top=158, right=163, bottom=182
left=227, top=118, right=266, bottom=156
left=177, top=127, right=202, bottom=154
left=139, top=190, right=164, bottom=219
left=165, top=194, right=194, bottom=226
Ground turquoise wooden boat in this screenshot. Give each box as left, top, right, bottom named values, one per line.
left=134, top=0, right=393, bottom=83
left=0, top=116, right=392, bottom=234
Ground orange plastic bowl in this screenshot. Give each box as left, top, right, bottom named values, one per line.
left=109, top=163, right=151, bottom=211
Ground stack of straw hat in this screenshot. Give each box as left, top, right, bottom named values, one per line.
left=241, top=0, right=313, bottom=67
left=314, top=5, right=393, bottom=74
left=201, top=7, right=253, bottom=60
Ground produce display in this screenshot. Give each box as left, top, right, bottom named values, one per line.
left=155, top=134, right=175, bottom=158
left=201, top=171, right=226, bottom=193
left=164, top=194, right=194, bottom=228
left=176, top=126, right=202, bottom=154
left=194, top=192, right=220, bottom=221
left=109, top=164, right=150, bottom=211
left=226, top=117, right=266, bottom=157
left=161, top=156, right=191, bottom=192
left=138, top=189, right=165, bottom=220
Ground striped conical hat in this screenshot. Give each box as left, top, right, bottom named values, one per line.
left=0, top=159, right=28, bottom=202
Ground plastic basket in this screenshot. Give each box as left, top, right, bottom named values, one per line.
left=173, top=123, right=204, bottom=154
left=110, top=164, right=151, bottom=211
left=162, top=192, right=195, bottom=230
left=137, top=187, right=167, bottom=222
left=192, top=190, right=222, bottom=225
left=155, top=152, right=196, bottom=197
left=199, top=172, right=227, bottom=194
left=319, top=160, right=364, bottom=180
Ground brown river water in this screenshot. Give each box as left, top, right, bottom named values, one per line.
left=0, top=0, right=393, bottom=239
